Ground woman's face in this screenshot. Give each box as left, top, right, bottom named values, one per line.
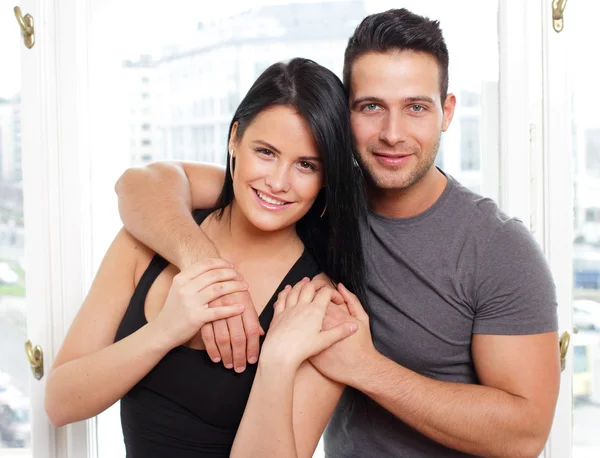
left=229, top=105, right=324, bottom=233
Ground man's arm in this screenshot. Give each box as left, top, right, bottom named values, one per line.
left=115, top=161, right=263, bottom=371
left=356, top=333, right=558, bottom=458
left=309, top=285, right=560, bottom=458
left=115, top=161, right=225, bottom=268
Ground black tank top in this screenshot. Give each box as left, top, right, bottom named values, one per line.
left=114, top=209, right=321, bottom=457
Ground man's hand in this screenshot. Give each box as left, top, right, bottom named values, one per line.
left=310, top=284, right=379, bottom=386
left=200, top=290, right=264, bottom=372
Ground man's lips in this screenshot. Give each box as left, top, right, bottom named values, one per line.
left=372, top=152, right=413, bottom=166
left=372, top=151, right=412, bottom=158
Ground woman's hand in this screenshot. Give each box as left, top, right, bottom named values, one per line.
left=152, top=258, right=248, bottom=349
left=260, top=278, right=358, bottom=369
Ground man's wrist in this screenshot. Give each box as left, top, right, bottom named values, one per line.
left=177, top=235, right=221, bottom=269
left=347, top=347, right=388, bottom=390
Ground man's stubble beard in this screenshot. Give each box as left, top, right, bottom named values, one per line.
left=356, top=137, right=441, bottom=192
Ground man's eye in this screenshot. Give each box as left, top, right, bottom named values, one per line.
left=363, top=103, right=380, bottom=111
left=411, top=105, right=425, bottom=112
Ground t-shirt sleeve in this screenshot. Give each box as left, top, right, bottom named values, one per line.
left=473, top=219, right=558, bottom=335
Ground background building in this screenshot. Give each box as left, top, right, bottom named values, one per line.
left=0, top=96, right=21, bottom=183
left=122, top=56, right=160, bottom=167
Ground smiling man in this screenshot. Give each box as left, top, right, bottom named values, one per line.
left=115, top=8, right=560, bottom=457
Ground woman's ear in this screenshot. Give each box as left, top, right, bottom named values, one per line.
left=228, top=122, right=239, bottom=154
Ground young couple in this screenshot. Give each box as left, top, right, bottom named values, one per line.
left=46, top=8, right=560, bottom=458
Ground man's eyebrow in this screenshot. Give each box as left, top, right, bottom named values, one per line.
left=351, top=95, right=436, bottom=108
left=351, top=96, right=386, bottom=109
left=403, top=96, right=436, bottom=105
left=253, top=140, right=321, bottom=161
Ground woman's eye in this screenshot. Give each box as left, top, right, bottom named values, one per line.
left=256, top=148, right=274, bottom=156
left=299, top=161, right=316, bottom=171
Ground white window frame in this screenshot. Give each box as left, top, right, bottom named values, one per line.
left=25, top=0, right=574, bottom=456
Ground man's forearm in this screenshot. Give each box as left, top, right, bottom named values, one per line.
left=352, top=353, right=547, bottom=458
left=115, top=162, right=219, bottom=268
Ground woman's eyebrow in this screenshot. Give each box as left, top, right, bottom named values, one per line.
left=253, top=140, right=321, bottom=161
left=253, top=139, right=282, bottom=154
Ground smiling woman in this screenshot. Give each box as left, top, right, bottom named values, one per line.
left=44, top=57, right=368, bottom=458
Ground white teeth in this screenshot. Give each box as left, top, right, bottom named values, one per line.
left=256, top=190, right=287, bottom=206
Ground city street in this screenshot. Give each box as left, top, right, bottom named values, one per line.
left=0, top=296, right=28, bottom=395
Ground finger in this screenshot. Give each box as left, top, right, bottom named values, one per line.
left=308, top=279, right=329, bottom=292
left=315, top=322, right=358, bottom=353
left=312, top=286, right=336, bottom=311
left=325, top=302, right=351, bottom=322
left=310, top=278, right=343, bottom=304
left=242, top=307, right=261, bottom=364
left=197, top=280, right=248, bottom=305
left=259, top=326, right=265, bottom=336
left=321, top=315, right=339, bottom=331
left=274, top=285, right=292, bottom=316
left=329, top=289, right=345, bottom=305
left=213, top=319, right=234, bottom=369
left=338, top=283, right=369, bottom=321
left=297, top=280, right=319, bottom=305
left=227, top=316, right=247, bottom=373
left=202, top=304, right=245, bottom=323
left=285, top=277, right=310, bottom=309
left=200, top=323, right=222, bottom=363
left=276, top=285, right=291, bottom=304
left=195, top=268, right=244, bottom=292
left=177, top=258, right=233, bottom=281
left=209, top=291, right=245, bottom=308
left=185, top=268, right=244, bottom=294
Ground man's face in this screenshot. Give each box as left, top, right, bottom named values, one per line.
left=349, top=51, right=455, bottom=191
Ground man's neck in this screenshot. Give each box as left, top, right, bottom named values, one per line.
left=368, top=167, right=448, bottom=219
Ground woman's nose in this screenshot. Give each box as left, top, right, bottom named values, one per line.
left=264, top=164, right=290, bottom=193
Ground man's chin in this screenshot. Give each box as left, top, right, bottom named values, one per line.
left=365, top=168, right=414, bottom=191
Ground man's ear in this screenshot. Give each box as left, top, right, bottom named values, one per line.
left=228, top=122, right=239, bottom=153
left=441, top=93, right=456, bottom=132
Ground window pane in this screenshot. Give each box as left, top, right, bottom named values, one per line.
left=571, top=2, right=600, bottom=457
left=90, top=2, right=500, bottom=457
left=0, top=9, right=31, bottom=454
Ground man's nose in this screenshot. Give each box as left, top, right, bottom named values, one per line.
left=264, top=163, right=291, bottom=193
left=379, top=111, right=405, bottom=146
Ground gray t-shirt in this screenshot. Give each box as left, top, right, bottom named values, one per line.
left=324, top=174, right=558, bottom=457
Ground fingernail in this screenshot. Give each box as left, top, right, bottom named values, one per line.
left=238, top=304, right=246, bottom=311
left=242, top=281, right=249, bottom=288
left=225, top=363, right=233, bottom=369
left=213, top=357, right=221, bottom=363
left=235, top=366, right=245, bottom=373
left=248, top=356, right=257, bottom=364
left=349, top=323, right=358, bottom=332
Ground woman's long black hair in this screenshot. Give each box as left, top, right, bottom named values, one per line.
left=215, top=58, right=368, bottom=305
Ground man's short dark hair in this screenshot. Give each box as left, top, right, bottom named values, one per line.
left=343, top=8, right=449, bottom=103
